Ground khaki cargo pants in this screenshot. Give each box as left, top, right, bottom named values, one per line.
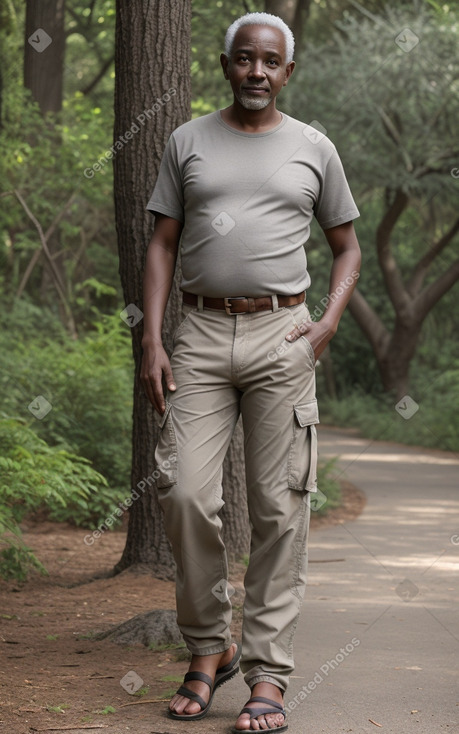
left=154, top=299, right=319, bottom=692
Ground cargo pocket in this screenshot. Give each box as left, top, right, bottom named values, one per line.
left=154, top=401, right=178, bottom=488
left=287, top=398, right=319, bottom=493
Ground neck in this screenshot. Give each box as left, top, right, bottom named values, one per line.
left=221, top=99, right=282, bottom=133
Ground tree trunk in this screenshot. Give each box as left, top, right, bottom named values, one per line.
left=113, top=0, right=192, bottom=579
left=348, top=204, right=459, bottom=400
left=24, top=0, right=65, bottom=115
left=378, top=321, right=421, bottom=399
left=24, top=0, right=69, bottom=323
left=221, top=419, right=250, bottom=562
left=113, top=0, right=250, bottom=579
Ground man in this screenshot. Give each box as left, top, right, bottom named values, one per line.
left=141, top=12, right=361, bottom=732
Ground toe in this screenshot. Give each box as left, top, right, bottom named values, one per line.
left=265, top=713, right=284, bottom=729
left=234, top=713, right=257, bottom=730
left=169, top=693, right=180, bottom=712
left=183, top=699, right=202, bottom=715
left=255, top=715, right=269, bottom=729
left=170, top=694, right=201, bottom=716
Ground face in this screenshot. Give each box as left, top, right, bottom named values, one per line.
left=221, top=24, right=295, bottom=111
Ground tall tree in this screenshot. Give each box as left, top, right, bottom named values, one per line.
left=113, top=0, right=250, bottom=579
left=285, top=2, right=459, bottom=398
left=24, top=0, right=66, bottom=115
left=113, top=0, right=191, bottom=578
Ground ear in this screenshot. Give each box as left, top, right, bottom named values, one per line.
left=283, top=60, right=295, bottom=87
left=220, top=53, right=230, bottom=80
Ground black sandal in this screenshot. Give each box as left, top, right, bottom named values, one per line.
left=230, top=695, right=288, bottom=732
left=169, top=642, right=241, bottom=721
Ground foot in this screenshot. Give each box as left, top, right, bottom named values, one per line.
left=169, top=642, right=238, bottom=716
left=234, top=682, right=286, bottom=730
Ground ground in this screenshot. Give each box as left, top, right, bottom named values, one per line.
left=0, top=483, right=364, bottom=734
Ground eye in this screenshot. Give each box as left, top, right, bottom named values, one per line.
left=267, top=59, right=279, bottom=66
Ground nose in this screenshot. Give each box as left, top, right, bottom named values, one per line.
left=248, top=59, right=266, bottom=80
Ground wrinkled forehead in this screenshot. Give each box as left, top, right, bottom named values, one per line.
left=231, top=24, right=287, bottom=60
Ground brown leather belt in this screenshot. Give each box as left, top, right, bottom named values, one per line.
left=182, top=291, right=305, bottom=315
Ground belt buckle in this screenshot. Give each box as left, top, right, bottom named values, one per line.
left=224, top=297, right=246, bottom=315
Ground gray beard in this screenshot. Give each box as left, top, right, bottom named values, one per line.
left=237, top=91, right=272, bottom=110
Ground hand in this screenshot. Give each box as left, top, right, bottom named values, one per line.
left=285, top=317, right=337, bottom=361
left=140, top=341, right=176, bottom=415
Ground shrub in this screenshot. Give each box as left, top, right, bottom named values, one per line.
left=0, top=417, right=109, bottom=580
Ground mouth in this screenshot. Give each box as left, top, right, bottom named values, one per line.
left=242, top=87, right=270, bottom=94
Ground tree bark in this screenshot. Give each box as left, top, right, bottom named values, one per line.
left=378, top=321, right=421, bottom=398
left=113, top=0, right=191, bottom=579
left=24, top=0, right=65, bottom=115
left=113, top=0, right=250, bottom=579
left=221, top=419, right=250, bottom=562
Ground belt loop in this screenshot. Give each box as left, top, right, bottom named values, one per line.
left=271, top=294, right=279, bottom=312
left=197, top=295, right=204, bottom=311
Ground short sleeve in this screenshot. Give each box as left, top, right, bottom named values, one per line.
left=314, top=149, right=360, bottom=230
left=146, top=134, right=184, bottom=222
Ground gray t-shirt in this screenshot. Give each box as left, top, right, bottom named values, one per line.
left=147, top=111, right=359, bottom=297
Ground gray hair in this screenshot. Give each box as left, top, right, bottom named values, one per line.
left=225, top=12, right=295, bottom=63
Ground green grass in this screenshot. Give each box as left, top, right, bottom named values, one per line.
left=46, top=703, right=70, bottom=713
left=94, top=705, right=116, bottom=715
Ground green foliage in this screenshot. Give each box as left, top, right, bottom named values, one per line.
left=282, top=2, right=459, bottom=401
left=0, top=543, right=47, bottom=582
left=133, top=686, right=150, bottom=697
left=0, top=0, right=119, bottom=317
left=65, top=0, right=116, bottom=105
left=0, top=416, right=109, bottom=580
left=0, top=298, right=133, bottom=509
left=0, top=417, right=108, bottom=520
left=0, top=0, right=131, bottom=568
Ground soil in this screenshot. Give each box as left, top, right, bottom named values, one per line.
left=0, top=482, right=365, bottom=734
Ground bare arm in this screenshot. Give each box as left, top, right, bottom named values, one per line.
left=285, top=221, right=361, bottom=360
left=140, top=213, right=183, bottom=414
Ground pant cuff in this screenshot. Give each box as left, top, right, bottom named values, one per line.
left=185, top=639, right=233, bottom=657
left=245, top=674, right=287, bottom=693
